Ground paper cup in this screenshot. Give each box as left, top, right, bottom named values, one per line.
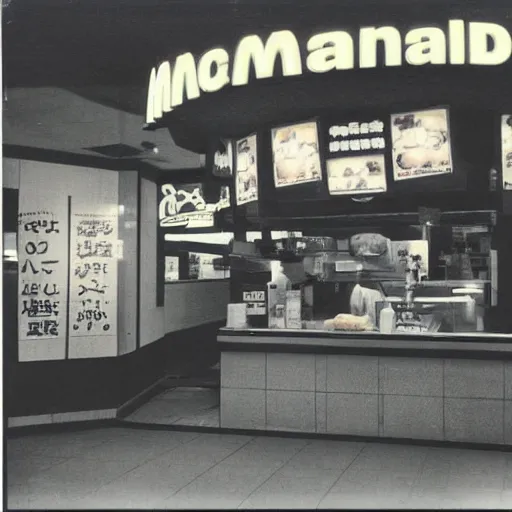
left=227, top=303, right=248, bottom=329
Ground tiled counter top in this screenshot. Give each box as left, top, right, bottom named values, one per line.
left=218, top=328, right=512, bottom=359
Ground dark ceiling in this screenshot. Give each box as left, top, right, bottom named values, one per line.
left=2, top=0, right=481, bottom=115
left=3, top=0, right=511, bottom=155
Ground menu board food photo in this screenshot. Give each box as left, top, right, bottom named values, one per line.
left=502, top=115, right=512, bottom=190
left=271, top=121, right=322, bottom=188
left=217, top=185, right=231, bottom=211
left=327, top=154, right=387, bottom=195
left=391, top=108, right=453, bottom=181
left=235, top=134, right=259, bottom=205
left=212, top=139, right=233, bottom=177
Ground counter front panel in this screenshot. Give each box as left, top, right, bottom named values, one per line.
left=218, top=332, right=512, bottom=445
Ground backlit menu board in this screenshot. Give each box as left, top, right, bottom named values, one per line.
left=212, top=139, right=233, bottom=177
left=271, top=121, right=322, bottom=188
left=502, top=115, right=512, bottom=190
left=391, top=108, right=453, bottom=181
left=327, top=154, right=387, bottom=196
left=327, top=119, right=386, bottom=156
left=235, top=134, right=259, bottom=205
left=326, top=117, right=388, bottom=196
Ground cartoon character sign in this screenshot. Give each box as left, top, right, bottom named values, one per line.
left=159, top=183, right=229, bottom=229
left=391, top=108, right=453, bottom=181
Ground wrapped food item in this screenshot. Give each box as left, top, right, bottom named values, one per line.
left=350, top=233, right=389, bottom=257
left=324, top=314, right=374, bottom=332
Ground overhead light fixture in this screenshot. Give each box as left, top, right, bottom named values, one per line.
left=141, top=141, right=159, bottom=154
left=142, top=123, right=157, bottom=131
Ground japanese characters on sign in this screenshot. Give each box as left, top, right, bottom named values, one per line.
left=327, top=118, right=388, bottom=196
left=328, top=120, right=386, bottom=155
left=18, top=211, right=65, bottom=340
left=69, top=212, right=118, bottom=337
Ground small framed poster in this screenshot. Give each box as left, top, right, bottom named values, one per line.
left=235, top=134, right=258, bottom=205
left=212, top=139, right=234, bottom=177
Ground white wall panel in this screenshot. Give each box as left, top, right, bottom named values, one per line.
left=139, top=178, right=165, bottom=346
left=117, top=171, right=138, bottom=355
left=17, top=160, right=120, bottom=361
left=18, top=161, right=70, bottom=361
left=66, top=167, right=118, bottom=358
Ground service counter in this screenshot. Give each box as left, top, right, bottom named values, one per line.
left=218, top=328, right=512, bottom=445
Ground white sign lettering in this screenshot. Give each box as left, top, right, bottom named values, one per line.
left=146, top=20, right=512, bottom=123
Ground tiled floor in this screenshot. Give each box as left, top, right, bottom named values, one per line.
left=7, top=426, right=512, bottom=509
left=124, top=387, right=220, bottom=427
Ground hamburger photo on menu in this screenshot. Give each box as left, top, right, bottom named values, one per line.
left=272, top=121, right=322, bottom=187
left=391, top=108, right=453, bottom=181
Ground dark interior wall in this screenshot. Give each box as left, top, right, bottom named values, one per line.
left=3, top=188, right=19, bottom=371
left=3, top=161, right=225, bottom=419
left=6, top=320, right=224, bottom=417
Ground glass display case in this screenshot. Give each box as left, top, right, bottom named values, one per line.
left=227, top=219, right=503, bottom=337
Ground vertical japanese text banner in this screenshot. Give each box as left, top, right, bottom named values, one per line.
left=18, top=210, right=68, bottom=341
left=68, top=208, right=118, bottom=338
